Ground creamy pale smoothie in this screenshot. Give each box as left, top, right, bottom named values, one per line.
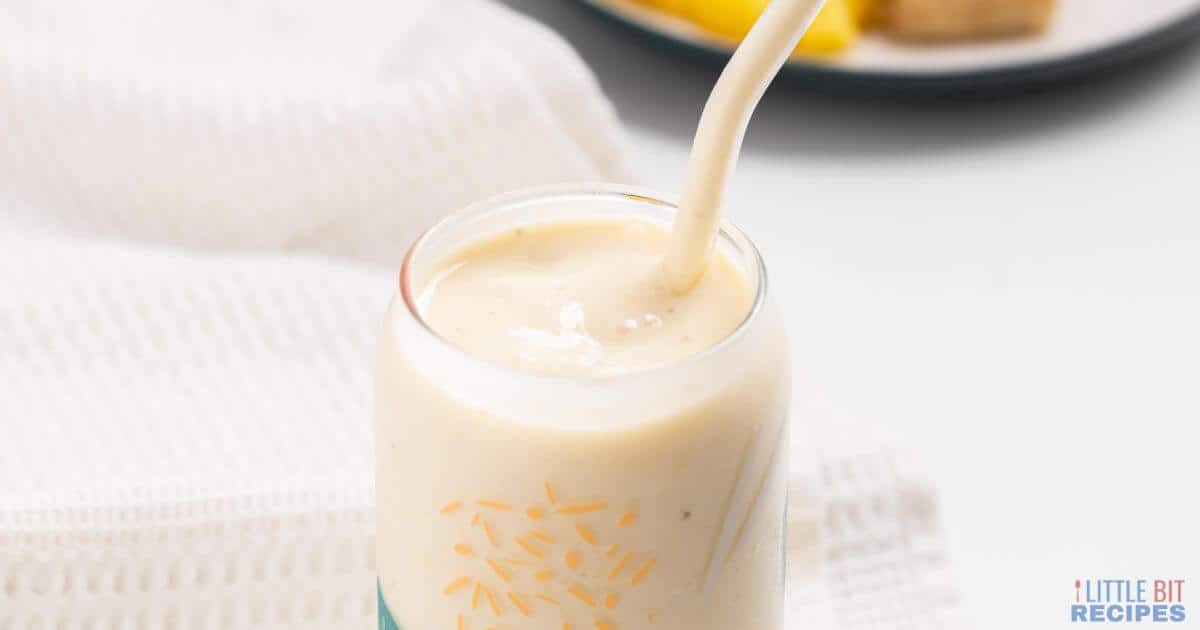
left=419, top=220, right=751, bottom=377
left=376, top=187, right=790, bottom=630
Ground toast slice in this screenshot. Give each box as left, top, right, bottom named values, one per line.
left=883, top=0, right=1056, bottom=41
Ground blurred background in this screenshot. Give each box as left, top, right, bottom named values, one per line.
left=2, top=0, right=1199, bottom=628
left=499, top=2, right=1200, bottom=625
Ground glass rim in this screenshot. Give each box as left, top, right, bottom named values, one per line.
left=397, top=182, right=769, bottom=384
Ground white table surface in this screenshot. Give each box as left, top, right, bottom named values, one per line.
left=503, top=3, right=1200, bottom=628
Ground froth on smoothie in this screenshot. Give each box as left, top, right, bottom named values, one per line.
left=416, top=219, right=754, bottom=377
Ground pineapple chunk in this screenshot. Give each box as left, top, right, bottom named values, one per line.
left=686, top=0, right=860, bottom=54
left=687, top=0, right=770, bottom=41
left=795, top=0, right=860, bottom=54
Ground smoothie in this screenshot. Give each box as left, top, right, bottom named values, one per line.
left=375, top=188, right=790, bottom=630
left=418, top=220, right=752, bottom=377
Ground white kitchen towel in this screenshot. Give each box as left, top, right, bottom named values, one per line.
left=0, top=0, right=961, bottom=628
left=0, top=0, right=627, bottom=264
left=0, top=227, right=964, bottom=630
left=788, top=409, right=968, bottom=630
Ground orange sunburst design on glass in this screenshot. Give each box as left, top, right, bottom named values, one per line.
left=439, top=482, right=656, bottom=630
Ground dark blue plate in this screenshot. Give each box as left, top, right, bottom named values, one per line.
left=579, top=0, right=1200, bottom=94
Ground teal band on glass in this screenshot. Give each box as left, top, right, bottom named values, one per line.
left=378, top=582, right=401, bottom=630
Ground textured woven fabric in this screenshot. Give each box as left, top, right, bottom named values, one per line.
left=788, top=413, right=968, bottom=630
left=0, top=1, right=960, bottom=628
left=0, top=0, right=627, bottom=264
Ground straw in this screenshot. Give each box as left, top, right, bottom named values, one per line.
left=664, top=0, right=826, bottom=291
